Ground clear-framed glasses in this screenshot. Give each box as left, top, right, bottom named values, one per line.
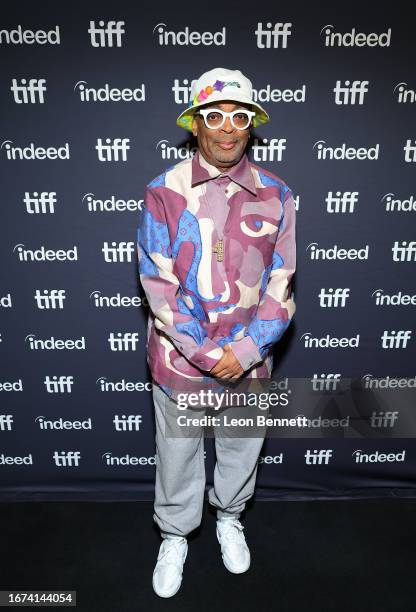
left=196, top=108, right=256, bottom=130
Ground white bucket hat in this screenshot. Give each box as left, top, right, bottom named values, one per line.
left=176, top=67, right=270, bottom=132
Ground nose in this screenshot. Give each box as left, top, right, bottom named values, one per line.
left=221, top=116, right=235, bottom=132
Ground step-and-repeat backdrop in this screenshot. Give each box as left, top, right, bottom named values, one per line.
left=1, top=2, right=415, bottom=501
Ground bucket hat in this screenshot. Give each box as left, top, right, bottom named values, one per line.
left=176, top=67, right=270, bottom=132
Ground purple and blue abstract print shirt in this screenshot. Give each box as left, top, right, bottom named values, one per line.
left=136, top=148, right=297, bottom=400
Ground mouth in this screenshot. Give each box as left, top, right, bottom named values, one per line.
left=216, top=141, right=237, bottom=150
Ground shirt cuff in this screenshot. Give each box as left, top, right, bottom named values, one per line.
left=184, top=337, right=224, bottom=372
left=228, top=336, right=263, bottom=371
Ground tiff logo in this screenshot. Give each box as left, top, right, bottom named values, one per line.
left=113, top=415, right=143, bottom=431
left=88, top=20, right=125, bottom=47
left=0, top=415, right=13, bottom=430
left=311, top=374, right=342, bottom=391
left=381, top=330, right=412, bottom=349
left=333, top=80, right=369, bottom=105
left=370, top=411, right=399, bottom=428
left=326, top=191, right=359, bottom=213
left=24, top=192, right=57, bottom=213
left=53, top=451, right=81, bottom=466
left=35, top=290, right=66, bottom=309
left=108, top=332, right=140, bottom=351
left=392, top=241, right=416, bottom=261
left=318, top=288, right=350, bottom=307
left=255, top=22, right=292, bottom=48
left=44, top=375, right=74, bottom=393
left=403, top=139, right=416, bottom=162
left=96, top=138, right=130, bottom=161
left=305, top=449, right=333, bottom=464
left=102, top=241, right=135, bottom=262
left=11, top=78, right=47, bottom=103
left=252, top=138, right=286, bottom=162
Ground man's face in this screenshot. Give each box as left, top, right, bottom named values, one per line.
left=191, top=100, right=253, bottom=170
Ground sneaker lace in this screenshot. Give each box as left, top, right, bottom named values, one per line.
left=158, top=538, right=186, bottom=566
left=219, top=520, right=245, bottom=544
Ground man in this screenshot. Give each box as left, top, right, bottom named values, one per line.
left=136, top=67, right=297, bottom=597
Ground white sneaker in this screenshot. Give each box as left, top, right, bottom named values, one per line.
left=216, top=517, right=251, bottom=574
left=152, top=535, right=188, bottom=598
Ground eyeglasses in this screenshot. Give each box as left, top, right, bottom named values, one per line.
left=196, top=108, right=256, bottom=130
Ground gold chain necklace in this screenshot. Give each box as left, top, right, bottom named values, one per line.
left=201, top=178, right=226, bottom=262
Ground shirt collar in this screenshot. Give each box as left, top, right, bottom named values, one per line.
left=191, top=149, right=257, bottom=196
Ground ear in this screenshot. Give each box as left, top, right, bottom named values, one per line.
left=192, top=115, right=198, bottom=137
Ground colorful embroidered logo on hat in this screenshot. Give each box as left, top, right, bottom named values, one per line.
left=188, top=80, right=241, bottom=108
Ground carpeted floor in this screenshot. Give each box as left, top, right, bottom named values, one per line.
left=0, top=498, right=415, bottom=611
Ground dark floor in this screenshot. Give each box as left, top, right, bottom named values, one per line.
left=1, top=498, right=415, bottom=611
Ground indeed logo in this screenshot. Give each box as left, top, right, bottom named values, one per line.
left=305, top=449, right=333, bottom=465
left=172, top=78, right=306, bottom=105
left=96, top=378, right=154, bottom=392
left=362, top=375, right=416, bottom=389
left=102, top=453, right=156, bottom=466
left=394, top=82, right=416, bottom=104
left=75, top=81, right=145, bottom=103
left=88, top=20, right=125, bottom=47
left=90, top=291, right=148, bottom=308
left=157, top=140, right=197, bottom=160
left=326, top=191, right=359, bottom=213
left=35, top=416, right=92, bottom=430
left=26, top=335, right=86, bottom=350
left=255, top=22, right=292, bottom=48
left=382, top=193, right=416, bottom=212
left=0, top=453, right=33, bottom=465
left=313, top=140, right=379, bottom=160
left=252, top=138, right=286, bottom=162
left=333, top=80, right=369, bottom=105
left=352, top=450, right=405, bottom=463
left=307, top=243, right=369, bottom=261
left=297, top=415, right=350, bottom=428
left=321, top=25, right=392, bottom=47
left=258, top=454, right=283, bottom=464
left=153, top=23, right=226, bottom=46
left=83, top=193, right=143, bottom=213
left=1, top=140, right=70, bottom=160
left=0, top=25, right=60, bottom=45
left=372, top=289, right=416, bottom=307
left=301, top=333, right=360, bottom=349
left=13, top=244, right=78, bottom=262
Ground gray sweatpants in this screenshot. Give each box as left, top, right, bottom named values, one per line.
left=152, top=382, right=268, bottom=538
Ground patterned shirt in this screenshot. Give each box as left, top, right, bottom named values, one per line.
left=136, top=148, right=297, bottom=400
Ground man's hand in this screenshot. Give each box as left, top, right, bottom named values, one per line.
left=209, top=344, right=244, bottom=380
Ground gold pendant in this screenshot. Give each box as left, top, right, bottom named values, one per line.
left=212, top=238, right=224, bottom=262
